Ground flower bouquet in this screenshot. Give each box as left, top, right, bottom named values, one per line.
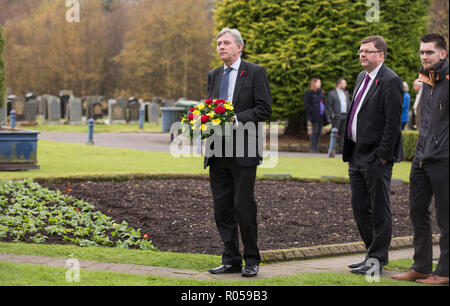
left=181, top=98, right=235, bottom=140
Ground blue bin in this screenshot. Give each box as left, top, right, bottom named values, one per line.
left=0, top=127, right=40, bottom=171
left=160, top=107, right=186, bottom=133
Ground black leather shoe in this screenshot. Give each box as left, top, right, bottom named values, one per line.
left=348, top=258, right=388, bottom=269
left=208, top=264, right=242, bottom=274
left=351, top=260, right=383, bottom=275
left=348, top=259, right=367, bottom=269
left=242, top=264, right=259, bottom=277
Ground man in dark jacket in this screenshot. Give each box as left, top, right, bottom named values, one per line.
left=392, top=33, right=449, bottom=285
left=343, top=36, right=403, bottom=275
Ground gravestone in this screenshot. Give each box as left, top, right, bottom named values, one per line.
left=67, top=97, right=82, bottom=124
left=36, top=96, right=47, bottom=116
left=12, top=97, right=26, bottom=122
left=24, top=99, right=38, bottom=123
left=108, top=99, right=126, bottom=123
left=0, top=102, right=6, bottom=126
left=92, top=102, right=103, bottom=120
left=101, top=97, right=108, bottom=116
left=127, top=101, right=140, bottom=123
left=60, top=90, right=73, bottom=119
left=116, top=97, right=128, bottom=110
left=148, top=102, right=160, bottom=124
left=46, top=96, right=61, bottom=123
left=85, top=96, right=103, bottom=120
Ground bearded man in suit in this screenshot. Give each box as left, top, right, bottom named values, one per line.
left=205, top=28, right=271, bottom=277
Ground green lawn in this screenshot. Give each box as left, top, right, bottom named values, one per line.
left=0, top=261, right=425, bottom=286
left=0, top=140, right=412, bottom=182
left=0, top=241, right=428, bottom=286
left=27, top=122, right=162, bottom=133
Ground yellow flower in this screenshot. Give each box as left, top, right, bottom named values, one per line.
left=225, top=104, right=234, bottom=110
left=192, top=110, right=201, bottom=115
left=201, top=124, right=208, bottom=131
left=212, top=118, right=221, bottom=125
left=208, top=111, right=215, bottom=118
left=197, top=104, right=205, bottom=110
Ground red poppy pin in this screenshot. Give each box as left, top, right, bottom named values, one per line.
left=376, top=79, right=380, bottom=85
left=240, top=70, right=246, bottom=77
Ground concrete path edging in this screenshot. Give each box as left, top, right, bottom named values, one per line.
left=260, top=234, right=440, bottom=262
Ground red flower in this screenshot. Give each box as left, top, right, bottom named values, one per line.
left=200, top=115, right=210, bottom=123
left=189, top=108, right=196, bottom=112
left=66, top=187, right=72, bottom=193
left=215, top=99, right=225, bottom=105
left=143, top=234, right=149, bottom=240
left=187, top=113, right=194, bottom=121
left=214, top=105, right=226, bottom=114
left=75, top=208, right=80, bottom=212
left=204, top=99, right=213, bottom=105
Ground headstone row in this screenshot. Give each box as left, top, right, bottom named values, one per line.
left=3, top=92, right=165, bottom=125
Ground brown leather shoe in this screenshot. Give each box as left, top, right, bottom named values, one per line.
left=391, top=268, right=431, bottom=281
left=416, top=275, right=449, bottom=285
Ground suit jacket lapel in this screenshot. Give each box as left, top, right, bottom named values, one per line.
left=213, top=66, right=224, bottom=99
left=232, top=60, right=248, bottom=107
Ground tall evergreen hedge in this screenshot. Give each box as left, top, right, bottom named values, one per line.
left=214, top=0, right=430, bottom=135
left=0, top=26, right=5, bottom=108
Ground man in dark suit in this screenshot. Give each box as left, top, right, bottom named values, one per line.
left=327, top=78, right=350, bottom=153
left=343, top=36, right=403, bottom=275
left=205, top=28, right=271, bottom=277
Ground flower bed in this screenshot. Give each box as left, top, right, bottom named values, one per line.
left=0, top=179, right=156, bottom=250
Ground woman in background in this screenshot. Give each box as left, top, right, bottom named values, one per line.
left=304, top=78, right=327, bottom=153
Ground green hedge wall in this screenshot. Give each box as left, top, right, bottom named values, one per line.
left=402, top=130, right=419, bottom=161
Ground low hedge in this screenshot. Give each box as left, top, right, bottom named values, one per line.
left=402, top=130, right=419, bottom=161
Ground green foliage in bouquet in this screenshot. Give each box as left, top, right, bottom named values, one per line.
left=181, top=98, right=235, bottom=140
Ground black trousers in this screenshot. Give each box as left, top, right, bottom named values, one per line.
left=209, top=157, right=260, bottom=266
left=349, top=155, right=393, bottom=264
left=410, top=158, right=449, bottom=277
left=310, top=116, right=324, bottom=153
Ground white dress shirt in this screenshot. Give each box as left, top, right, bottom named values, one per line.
left=223, top=57, right=241, bottom=103
left=351, top=63, right=383, bottom=142
left=223, top=57, right=241, bottom=126
left=336, top=88, right=347, bottom=113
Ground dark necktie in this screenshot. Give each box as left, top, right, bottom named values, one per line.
left=347, top=74, right=371, bottom=140
left=218, top=67, right=233, bottom=100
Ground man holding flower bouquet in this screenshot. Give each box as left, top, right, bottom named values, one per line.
left=205, top=28, right=271, bottom=277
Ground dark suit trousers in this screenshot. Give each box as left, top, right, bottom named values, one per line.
left=209, top=157, right=260, bottom=266
left=349, top=151, right=393, bottom=264
left=410, top=158, right=449, bottom=277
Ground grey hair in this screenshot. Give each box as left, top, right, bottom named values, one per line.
left=217, top=28, right=244, bottom=53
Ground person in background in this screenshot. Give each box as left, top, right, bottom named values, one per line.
left=327, top=78, right=350, bottom=153
left=402, top=81, right=411, bottom=130
left=304, top=78, right=328, bottom=153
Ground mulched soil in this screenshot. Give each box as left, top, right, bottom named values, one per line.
left=42, top=179, right=438, bottom=255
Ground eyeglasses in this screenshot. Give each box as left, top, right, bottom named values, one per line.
left=418, top=49, right=442, bottom=57
left=357, top=50, right=382, bottom=55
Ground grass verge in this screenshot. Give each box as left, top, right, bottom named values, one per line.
left=0, top=261, right=425, bottom=286
left=0, top=140, right=412, bottom=182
